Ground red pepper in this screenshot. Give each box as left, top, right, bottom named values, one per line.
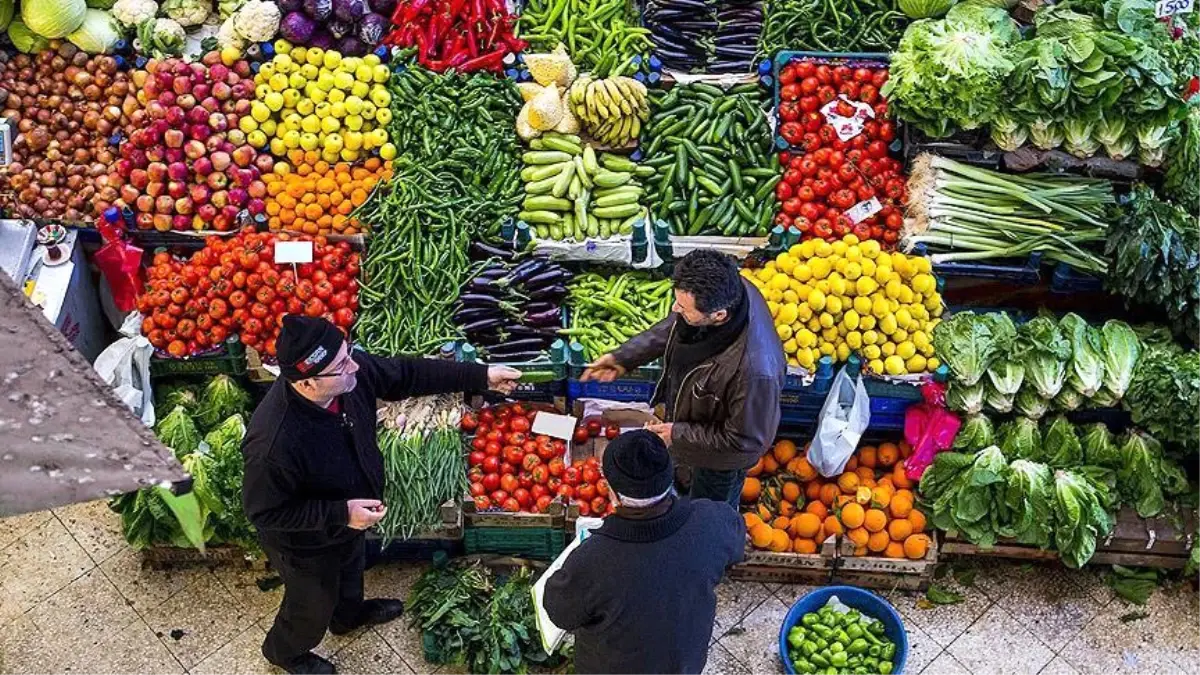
left=459, top=47, right=505, bottom=73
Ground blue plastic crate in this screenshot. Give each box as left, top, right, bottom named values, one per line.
left=912, top=243, right=1044, bottom=285
left=1050, top=262, right=1103, bottom=294
left=568, top=377, right=658, bottom=404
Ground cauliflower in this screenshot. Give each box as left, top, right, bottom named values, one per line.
left=216, top=15, right=244, bottom=49
left=218, top=0, right=246, bottom=19
left=161, top=0, right=210, bottom=26
left=137, top=16, right=185, bottom=55
left=231, top=0, right=279, bottom=42
left=111, top=0, right=157, bottom=27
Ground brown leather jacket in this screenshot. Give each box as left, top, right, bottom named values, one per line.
left=612, top=279, right=785, bottom=471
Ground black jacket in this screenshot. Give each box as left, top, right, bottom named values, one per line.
left=612, top=279, right=786, bottom=471
left=543, top=497, right=746, bottom=674
left=241, top=352, right=487, bottom=556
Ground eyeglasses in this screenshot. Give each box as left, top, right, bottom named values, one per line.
left=305, top=345, right=355, bottom=378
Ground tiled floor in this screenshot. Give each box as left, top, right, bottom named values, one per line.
left=1, top=504, right=1197, bottom=674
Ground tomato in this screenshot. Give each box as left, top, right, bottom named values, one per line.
left=295, top=280, right=315, bottom=301
left=510, top=416, right=531, bottom=433
left=500, top=474, right=519, bottom=493
left=535, top=495, right=554, bottom=513
left=590, top=497, right=609, bottom=514
left=485, top=428, right=502, bottom=442
left=799, top=77, right=819, bottom=95
left=803, top=111, right=823, bottom=133
left=781, top=83, right=801, bottom=101
left=333, top=308, right=355, bottom=328
left=513, top=488, right=532, bottom=509
left=577, top=483, right=597, bottom=501
left=483, top=456, right=502, bottom=475
left=833, top=216, right=851, bottom=237
left=782, top=198, right=802, bottom=216
left=794, top=216, right=813, bottom=233
left=775, top=181, right=794, bottom=201
left=522, top=454, right=542, bottom=471
left=858, top=83, right=878, bottom=104
left=838, top=81, right=861, bottom=100
left=817, top=86, right=837, bottom=104
left=783, top=169, right=803, bottom=187
left=483, top=473, right=501, bottom=491
left=883, top=229, right=899, bottom=245
left=799, top=202, right=823, bottom=222
left=886, top=212, right=904, bottom=231
left=813, top=218, right=834, bottom=238
left=473, top=495, right=492, bottom=510
left=596, top=479, right=610, bottom=496
left=460, top=413, right=478, bottom=432
left=878, top=120, right=896, bottom=143
left=469, top=450, right=487, bottom=467
left=815, top=65, right=832, bottom=83
left=537, top=443, right=558, bottom=462
left=833, top=65, right=852, bottom=83
left=572, top=426, right=590, bottom=443
left=501, top=498, right=521, bottom=512
left=779, top=64, right=797, bottom=84
left=581, top=467, right=601, bottom=486
left=853, top=67, right=873, bottom=83
left=555, top=484, right=575, bottom=500
left=605, top=423, right=620, bottom=440
left=778, top=101, right=800, bottom=122
left=852, top=222, right=873, bottom=240
left=799, top=95, right=820, bottom=113
left=531, top=465, right=549, bottom=485
left=872, top=69, right=888, bottom=87
left=795, top=61, right=815, bottom=78
left=469, top=482, right=486, bottom=497
left=780, top=122, right=804, bottom=145
left=518, top=471, right=534, bottom=489
left=577, top=501, right=591, bottom=517
left=504, top=446, right=525, bottom=466
left=813, top=179, right=833, bottom=197
left=857, top=184, right=878, bottom=202
left=774, top=213, right=794, bottom=228
left=800, top=133, right=822, bottom=152
left=563, top=466, right=581, bottom=486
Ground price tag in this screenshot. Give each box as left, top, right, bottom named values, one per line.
left=532, top=412, right=578, bottom=441
left=0, top=119, right=11, bottom=167
left=1156, top=0, right=1193, bottom=16
left=274, top=241, right=313, bottom=264
left=820, top=96, right=875, bottom=142
left=846, top=197, right=883, bottom=224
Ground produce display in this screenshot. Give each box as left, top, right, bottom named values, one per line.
left=905, top=155, right=1114, bottom=273
left=641, top=83, right=776, bottom=236
left=774, top=57, right=904, bottom=246
left=936, top=311, right=1141, bottom=417
left=0, top=46, right=131, bottom=221
left=743, top=439, right=931, bottom=559
left=262, top=153, right=391, bottom=234
left=642, top=0, right=763, bottom=74
left=563, top=271, right=672, bottom=360
left=247, top=41, right=397, bottom=163
left=455, top=255, right=570, bottom=362
left=745, top=234, right=943, bottom=373
left=135, top=229, right=359, bottom=358
left=1163, top=105, right=1199, bottom=215
left=376, top=394, right=464, bottom=543
left=759, top=0, right=907, bottom=55
left=784, top=601, right=900, bottom=675
left=519, top=133, right=653, bottom=241
left=380, top=0, right=525, bottom=73
left=517, top=0, right=650, bottom=77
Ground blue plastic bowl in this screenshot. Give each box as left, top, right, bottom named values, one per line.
left=779, top=586, right=908, bottom=674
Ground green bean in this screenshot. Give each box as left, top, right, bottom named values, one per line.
left=757, top=0, right=907, bottom=56
left=564, top=272, right=673, bottom=360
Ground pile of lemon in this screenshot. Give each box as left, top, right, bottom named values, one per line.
left=243, top=40, right=398, bottom=164
left=743, top=234, right=944, bottom=376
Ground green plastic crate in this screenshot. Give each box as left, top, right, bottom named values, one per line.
left=463, top=526, right=566, bottom=561
left=150, top=336, right=247, bottom=378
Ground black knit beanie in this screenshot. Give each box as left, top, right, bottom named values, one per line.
left=277, top=315, right=344, bottom=381
left=602, top=429, right=674, bottom=499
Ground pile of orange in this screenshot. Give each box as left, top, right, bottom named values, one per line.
left=263, top=152, right=392, bottom=235
left=742, top=439, right=931, bottom=560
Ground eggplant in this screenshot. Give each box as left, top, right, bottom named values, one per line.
left=459, top=293, right=505, bottom=308
left=522, top=268, right=572, bottom=291
left=468, top=277, right=508, bottom=294
left=521, top=301, right=558, bottom=315
left=461, top=317, right=506, bottom=334
left=528, top=284, right=568, bottom=301
left=504, top=258, right=553, bottom=287
left=485, top=349, right=548, bottom=363
left=506, top=325, right=561, bottom=339
left=487, top=338, right=552, bottom=354
left=525, top=308, right=563, bottom=328
left=453, top=307, right=504, bottom=324
left=472, top=241, right=516, bottom=260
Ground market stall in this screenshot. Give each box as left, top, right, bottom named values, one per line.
left=1, top=0, right=1197, bottom=668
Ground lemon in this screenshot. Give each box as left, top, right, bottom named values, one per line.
left=843, top=262, right=862, bottom=280
left=879, top=314, right=898, bottom=335
left=792, top=263, right=812, bottom=282
left=863, top=329, right=879, bottom=346
left=807, top=318, right=822, bottom=332
left=828, top=276, right=847, bottom=297
left=882, top=342, right=897, bottom=357
left=778, top=303, right=799, bottom=325
left=896, top=308, right=913, bottom=330
left=872, top=296, right=890, bottom=318
left=288, top=72, right=308, bottom=90
left=798, top=239, right=817, bottom=259
left=911, top=305, right=929, bottom=322
left=299, top=132, right=319, bottom=151
left=797, top=329, right=816, bottom=348
left=822, top=327, right=839, bottom=342
left=874, top=264, right=893, bottom=285
left=283, top=129, right=301, bottom=148
left=768, top=301, right=780, bottom=318
left=769, top=289, right=784, bottom=303
left=860, top=315, right=876, bottom=331
left=898, top=286, right=914, bottom=304
left=852, top=296, right=871, bottom=315
left=906, top=355, right=927, bottom=372
left=836, top=343, right=851, bottom=362
left=864, top=344, right=881, bottom=360
left=247, top=129, right=267, bottom=148
left=297, top=98, right=316, bottom=116
left=860, top=239, right=882, bottom=259
left=921, top=341, right=936, bottom=357
left=912, top=256, right=932, bottom=274
left=826, top=295, right=843, bottom=315
left=238, top=115, right=258, bottom=133
left=928, top=357, right=941, bottom=370
left=889, top=299, right=901, bottom=313
left=845, top=246, right=862, bottom=263
left=884, top=355, right=905, bottom=375
left=300, top=115, right=321, bottom=133
left=912, top=273, right=936, bottom=295
left=797, top=303, right=813, bottom=321
left=808, top=288, right=827, bottom=311
left=815, top=279, right=831, bottom=295
left=777, top=252, right=797, bottom=275
left=831, top=240, right=848, bottom=256
left=819, top=342, right=836, bottom=356
left=334, top=71, right=355, bottom=90
left=860, top=258, right=876, bottom=279
left=912, top=330, right=930, bottom=351
left=868, top=359, right=885, bottom=375
left=814, top=240, right=834, bottom=258
left=846, top=331, right=863, bottom=349
left=855, top=277, right=878, bottom=296
left=769, top=273, right=790, bottom=291
left=783, top=289, right=799, bottom=304
left=777, top=324, right=794, bottom=341
left=797, top=349, right=815, bottom=369
left=843, top=310, right=860, bottom=331
left=837, top=324, right=848, bottom=337
left=818, top=313, right=835, bottom=329
left=896, top=341, right=916, bottom=359
left=783, top=338, right=798, bottom=354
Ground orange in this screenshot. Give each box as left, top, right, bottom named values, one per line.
left=835, top=495, right=855, bottom=509
left=877, top=476, right=894, bottom=490
left=805, top=480, right=823, bottom=501
left=855, top=466, right=875, bottom=483
left=837, top=472, right=860, bottom=494
left=773, top=516, right=791, bottom=531
left=794, top=456, right=818, bottom=481
left=904, top=534, right=930, bottom=559
left=895, top=488, right=914, bottom=503
left=782, top=481, right=802, bottom=503
left=867, top=530, right=890, bottom=553
left=892, top=461, right=913, bottom=489
left=762, top=454, right=780, bottom=475
left=805, top=500, right=828, bottom=521
left=743, top=512, right=763, bottom=530
left=768, top=528, right=791, bottom=552
left=899, top=440, right=913, bottom=459
left=778, top=500, right=796, bottom=517
left=858, top=445, right=878, bottom=468
left=773, top=439, right=798, bottom=464
left=792, top=512, right=821, bottom=538
left=819, top=483, right=840, bottom=506
left=855, top=486, right=873, bottom=505
left=756, top=504, right=773, bottom=522
left=741, top=477, right=761, bottom=504
left=871, top=486, right=893, bottom=509
left=793, top=537, right=817, bottom=554
left=853, top=545, right=868, bottom=556
left=888, top=518, right=913, bottom=541
left=846, top=527, right=870, bottom=548
left=890, top=494, right=913, bottom=519
left=863, top=508, right=888, bottom=533
left=877, top=442, right=900, bottom=468
left=845, top=455, right=859, bottom=471
left=908, top=509, right=928, bottom=533
left=840, top=502, right=866, bottom=529
left=749, top=523, right=773, bottom=548
left=884, top=542, right=906, bottom=559
left=823, top=515, right=844, bottom=537
left=747, top=456, right=764, bottom=478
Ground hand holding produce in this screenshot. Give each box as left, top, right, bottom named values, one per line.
left=642, top=83, right=777, bottom=236
left=381, top=0, right=525, bottom=73
left=785, top=600, right=900, bottom=675
left=744, top=438, right=929, bottom=560
left=745, top=234, right=943, bottom=373
left=563, top=271, right=672, bottom=360
left=0, top=45, right=131, bottom=222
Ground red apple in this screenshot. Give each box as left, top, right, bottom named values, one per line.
left=210, top=189, right=228, bottom=207
left=167, top=181, right=188, bottom=199
left=167, top=162, right=188, bottom=182
left=210, top=151, right=231, bottom=172
left=155, top=195, right=175, bottom=214
left=136, top=212, right=155, bottom=229
left=254, top=154, right=274, bottom=174
left=175, top=197, right=194, bottom=215
left=189, top=184, right=211, bottom=205
left=119, top=184, right=139, bottom=204
left=135, top=194, right=154, bottom=213
left=152, top=214, right=172, bottom=231
left=184, top=139, right=207, bottom=159
left=164, top=129, right=185, bottom=148
left=232, top=146, right=254, bottom=168
left=206, top=172, right=228, bottom=190
left=192, top=157, right=213, bottom=176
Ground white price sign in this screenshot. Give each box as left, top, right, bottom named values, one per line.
left=1156, top=0, right=1193, bottom=16
left=820, top=96, right=876, bottom=142
left=274, top=241, right=313, bottom=264
left=846, top=197, right=883, bottom=224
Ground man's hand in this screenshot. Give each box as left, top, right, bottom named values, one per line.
left=347, top=499, right=387, bottom=530
left=487, top=366, right=522, bottom=394
left=581, top=354, right=626, bottom=383
left=645, top=422, right=673, bottom=446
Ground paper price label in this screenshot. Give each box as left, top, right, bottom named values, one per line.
left=274, top=241, right=313, bottom=264
left=820, top=96, right=876, bottom=142
left=1156, top=0, right=1193, bottom=17
left=846, top=197, right=883, bottom=224
left=531, top=412, right=578, bottom=441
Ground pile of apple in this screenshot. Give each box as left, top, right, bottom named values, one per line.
left=100, top=53, right=275, bottom=231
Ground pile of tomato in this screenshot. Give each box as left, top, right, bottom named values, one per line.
left=774, top=60, right=907, bottom=246
left=462, top=404, right=617, bottom=517
left=136, top=228, right=359, bottom=358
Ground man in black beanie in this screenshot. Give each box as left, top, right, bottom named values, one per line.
left=242, top=315, right=520, bottom=675
left=542, top=430, right=745, bottom=674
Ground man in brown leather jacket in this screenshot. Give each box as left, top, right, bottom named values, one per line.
left=583, top=249, right=785, bottom=507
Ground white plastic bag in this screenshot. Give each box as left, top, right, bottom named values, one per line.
left=93, top=312, right=155, bottom=426
left=808, top=367, right=871, bottom=477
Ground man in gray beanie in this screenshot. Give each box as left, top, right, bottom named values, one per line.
left=542, top=430, right=745, bottom=674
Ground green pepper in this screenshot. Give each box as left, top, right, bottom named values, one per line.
left=868, top=645, right=881, bottom=657
left=830, top=652, right=849, bottom=668
left=811, top=623, right=833, bottom=638
left=794, top=657, right=815, bottom=674
left=802, top=613, right=820, bottom=627
left=846, top=623, right=864, bottom=639
left=846, top=610, right=861, bottom=622
left=829, top=642, right=844, bottom=655
left=814, top=637, right=828, bottom=650
left=810, top=652, right=830, bottom=668
left=863, top=629, right=883, bottom=646
left=848, top=638, right=869, bottom=655
left=789, top=633, right=805, bottom=649
left=863, top=657, right=879, bottom=671
left=854, top=668, right=868, bottom=675
left=882, top=643, right=896, bottom=660
left=825, top=667, right=838, bottom=675
left=879, top=660, right=894, bottom=675
left=835, top=630, right=851, bottom=646
left=801, top=641, right=818, bottom=657
left=869, top=621, right=886, bottom=635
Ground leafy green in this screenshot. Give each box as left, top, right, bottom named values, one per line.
left=1124, top=344, right=1200, bottom=453
left=197, top=375, right=251, bottom=430
left=1080, top=423, right=1121, bottom=468
left=1019, top=317, right=1071, bottom=400
left=1014, top=384, right=1051, bottom=420
left=1052, top=386, right=1086, bottom=412
left=898, top=0, right=959, bottom=19
left=954, top=414, right=995, bottom=451
left=998, top=417, right=1043, bottom=461
left=1107, top=565, right=1159, bottom=605
left=203, top=415, right=256, bottom=549
left=1006, top=459, right=1054, bottom=548
left=925, top=584, right=965, bottom=605
left=156, top=384, right=200, bottom=417
left=952, top=446, right=1009, bottom=547
left=1062, top=313, right=1105, bottom=397
left=985, top=314, right=1027, bottom=401
left=983, top=379, right=1015, bottom=413
left=1164, top=104, right=1199, bottom=215
left=1042, top=415, right=1084, bottom=468
left=946, top=381, right=985, bottom=415
left=154, top=405, right=202, bottom=458
left=1117, top=431, right=1166, bottom=517
left=933, top=312, right=1008, bottom=387
left=918, top=451, right=977, bottom=502
left=1052, top=469, right=1113, bottom=568
left=1099, top=320, right=1141, bottom=400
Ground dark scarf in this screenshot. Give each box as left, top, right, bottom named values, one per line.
left=665, top=283, right=750, bottom=410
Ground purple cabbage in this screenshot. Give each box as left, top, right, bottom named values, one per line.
left=279, top=11, right=317, bottom=42
left=308, top=28, right=334, bottom=49
left=333, top=0, right=365, bottom=22
left=302, top=0, right=332, bottom=20
left=357, top=12, right=388, bottom=45
left=336, top=35, right=366, bottom=55
left=369, top=0, right=396, bottom=16
left=328, top=18, right=352, bottom=38
left=277, top=0, right=303, bottom=12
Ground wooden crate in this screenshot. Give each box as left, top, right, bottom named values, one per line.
left=940, top=506, right=1196, bottom=570
left=141, top=544, right=263, bottom=571
left=462, top=497, right=569, bottom=529
left=727, top=536, right=838, bottom=585
left=833, top=535, right=939, bottom=591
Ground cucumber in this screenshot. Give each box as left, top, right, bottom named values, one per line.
left=524, top=195, right=572, bottom=211
left=592, top=203, right=641, bottom=219
left=525, top=174, right=559, bottom=195
left=593, top=170, right=632, bottom=188
left=594, top=191, right=641, bottom=208
left=551, top=160, right=576, bottom=198
left=634, top=165, right=657, bottom=178
left=518, top=210, right=563, bottom=225
left=523, top=151, right=573, bottom=165
left=541, top=135, right=583, bottom=155
left=574, top=156, right=593, bottom=189
left=600, top=154, right=637, bottom=172
left=521, top=162, right=568, bottom=182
